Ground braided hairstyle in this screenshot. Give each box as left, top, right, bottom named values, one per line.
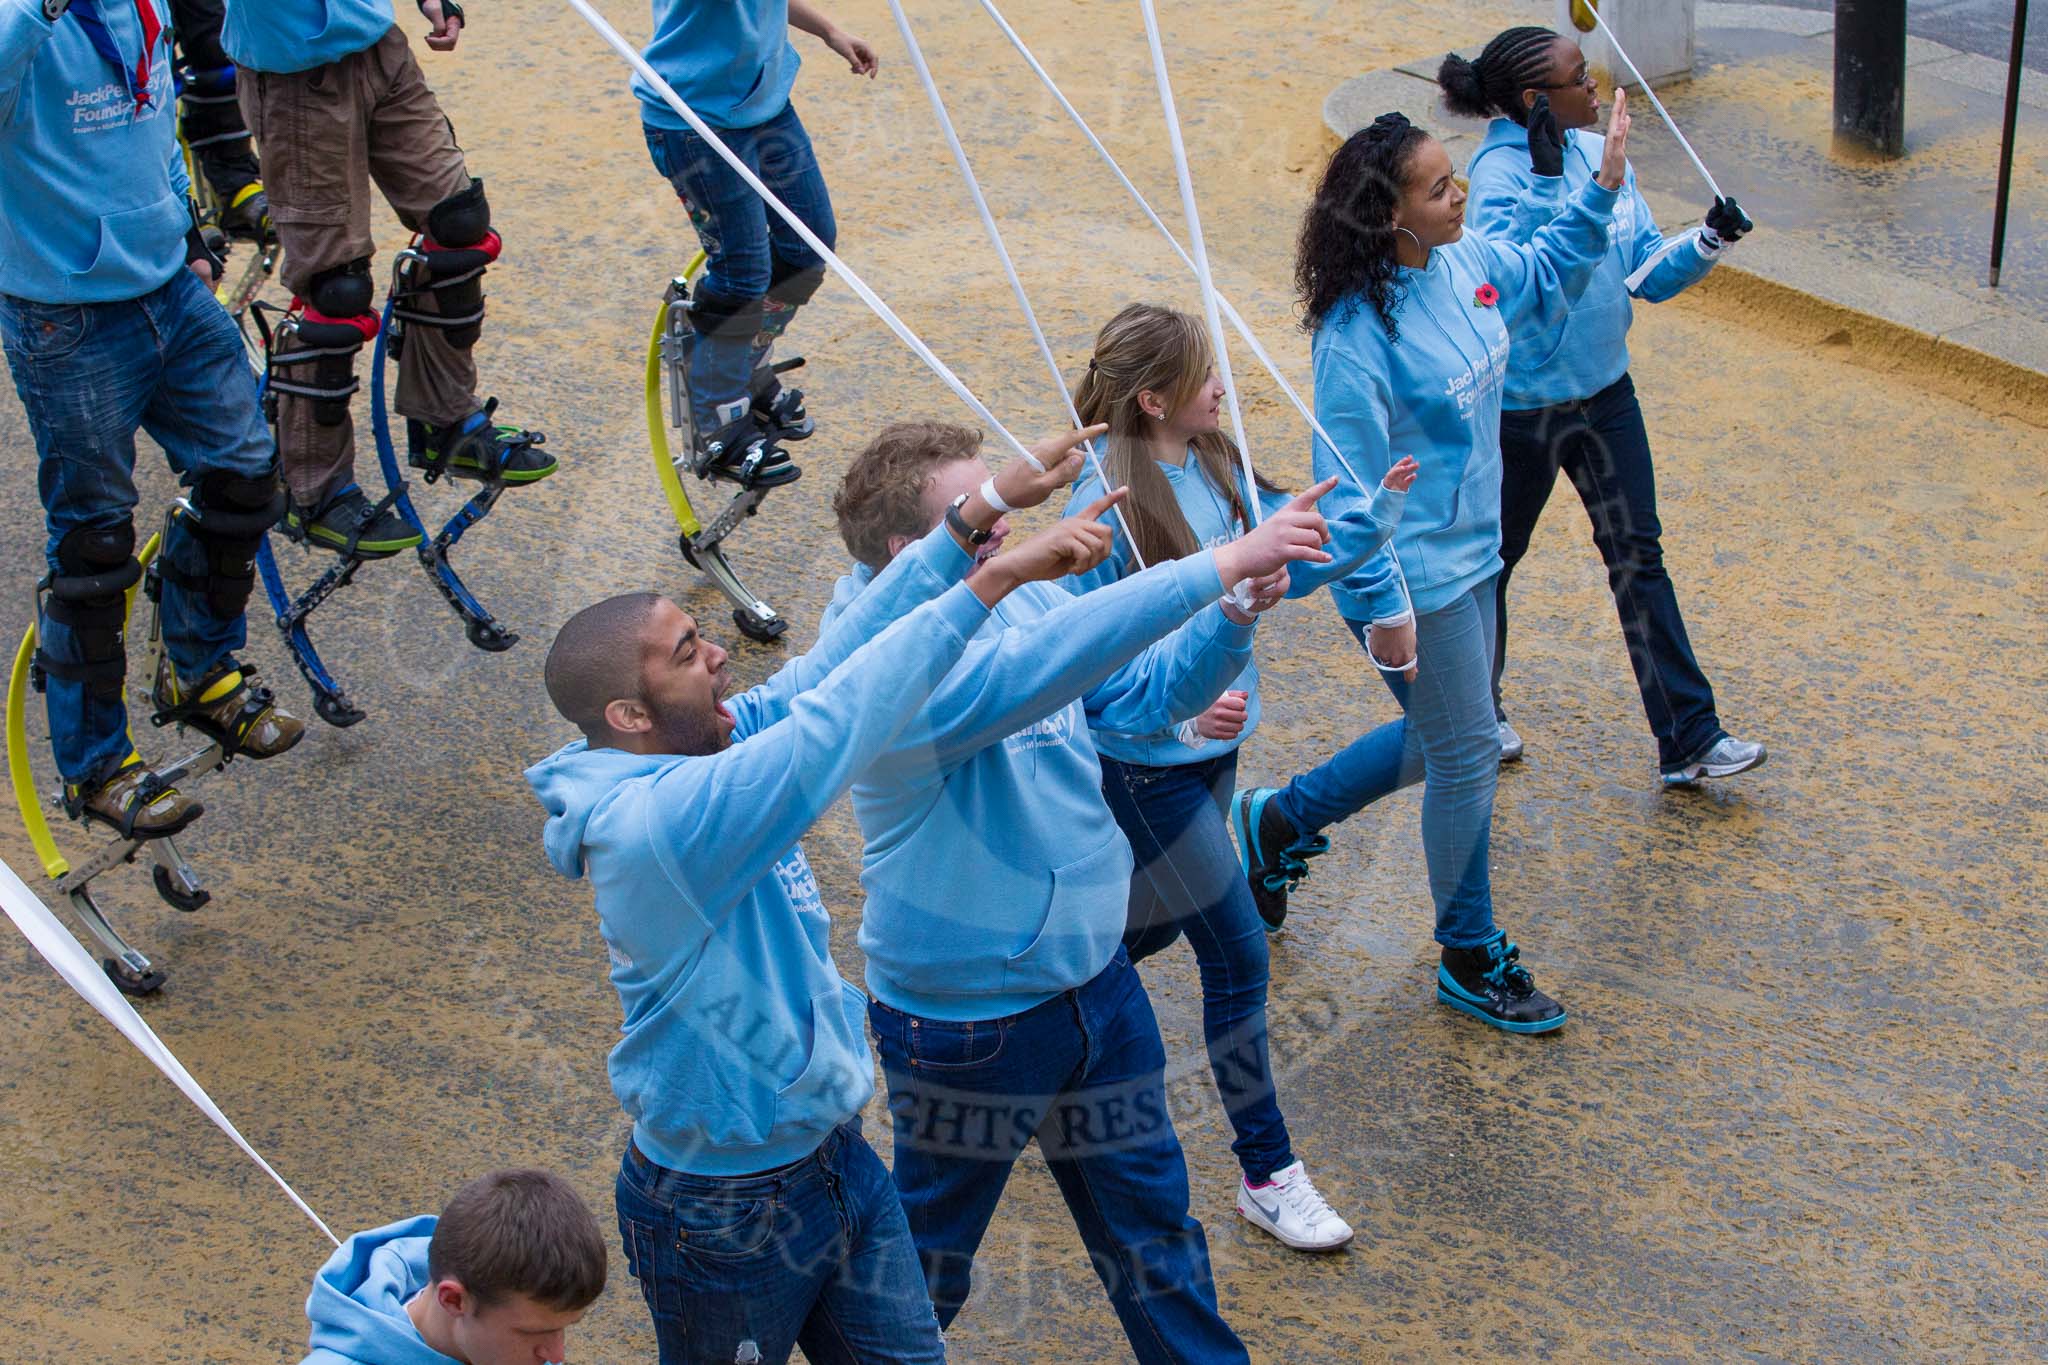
left=1296, top=112, right=1430, bottom=343
left=1438, top=26, right=1562, bottom=126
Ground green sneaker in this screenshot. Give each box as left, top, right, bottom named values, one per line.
left=409, top=402, right=555, bottom=484
left=284, top=484, right=422, bottom=558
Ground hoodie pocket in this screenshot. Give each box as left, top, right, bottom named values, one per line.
left=1001, top=838, right=1131, bottom=995
left=66, top=198, right=188, bottom=292
left=773, top=987, right=871, bottom=1133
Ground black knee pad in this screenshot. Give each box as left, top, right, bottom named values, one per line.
left=766, top=262, right=826, bottom=309
left=407, top=179, right=498, bottom=349
left=425, top=177, right=491, bottom=248
left=177, top=63, right=251, bottom=150
left=272, top=261, right=378, bottom=425
left=162, top=468, right=286, bottom=619
left=38, top=522, right=141, bottom=699
left=687, top=288, right=767, bottom=341
left=308, top=259, right=375, bottom=318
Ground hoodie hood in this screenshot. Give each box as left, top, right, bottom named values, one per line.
left=303, top=1217, right=454, bottom=1365
left=526, top=740, right=675, bottom=880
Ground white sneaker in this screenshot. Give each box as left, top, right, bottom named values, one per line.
left=1236, top=1160, right=1354, bottom=1251
left=1498, top=719, right=1525, bottom=763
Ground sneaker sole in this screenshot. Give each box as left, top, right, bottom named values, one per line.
left=1234, top=1200, right=1355, bottom=1251
left=79, top=802, right=204, bottom=840
left=1435, top=986, right=1568, bottom=1034
left=1661, top=748, right=1768, bottom=788
left=1228, top=792, right=1290, bottom=935
left=287, top=519, right=421, bottom=558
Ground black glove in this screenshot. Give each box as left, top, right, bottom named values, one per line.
left=184, top=199, right=225, bottom=284
left=42, top=0, right=72, bottom=18
left=1527, top=94, right=1566, bottom=178
left=1704, top=196, right=1752, bottom=244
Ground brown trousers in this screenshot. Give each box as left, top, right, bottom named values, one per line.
left=241, top=25, right=480, bottom=502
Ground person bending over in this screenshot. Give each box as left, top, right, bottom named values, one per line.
left=222, top=0, right=554, bottom=555
left=2, top=0, right=302, bottom=838
left=824, top=421, right=1335, bottom=1363
left=1440, top=27, right=1763, bottom=785
left=528, top=430, right=1113, bottom=1364
left=1233, top=98, right=1630, bottom=1034
left=300, top=1169, right=605, bottom=1365
left=638, top=0, right=878, bottom=487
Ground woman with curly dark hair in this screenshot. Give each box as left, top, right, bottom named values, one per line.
left=1230, top=96, right=1629, bottom=1035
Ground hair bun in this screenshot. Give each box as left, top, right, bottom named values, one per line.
left=1367, top=111, right=1413, bottom=140
left=1436, top=52, right=1492, bottom=118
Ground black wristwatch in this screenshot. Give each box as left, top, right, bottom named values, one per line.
left=418, top=0, right=465, bottom=22
left=945, top=492, right=990, bottom=546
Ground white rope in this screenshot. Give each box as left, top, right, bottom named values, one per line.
left=1135, top=0, right=1261, bottom=533
left=563, top=0, right=1047, bottom=468
left=882, top=0, right=1144, bottom=565
left=0, top=855, right=340, bottom=1247
left=980, top=0, right=1414, bottom=625
left=971, top=0, right=1368, bottom=495
left=1585, top=4, right=1724, bottom=202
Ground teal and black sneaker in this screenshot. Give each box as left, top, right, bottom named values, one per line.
left=1229, top=787, right=1331, bottom=933
left=1437, top=934, right=1566, bottom=1034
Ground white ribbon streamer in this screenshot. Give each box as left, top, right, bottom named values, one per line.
left=0, top=854, right=340, bottom=1247
left=1135, top=0, right=1261, bottom=533
left=883, top=0, right=1144, bottom=563
left=563, top=0, right=1047, bottom=467
left=1584, top=3, right=1724, bottom=202
left=972, top=0, right=1415, bottom=626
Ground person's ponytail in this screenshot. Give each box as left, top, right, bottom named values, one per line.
left=1436, top=52, right=1493, bottom=119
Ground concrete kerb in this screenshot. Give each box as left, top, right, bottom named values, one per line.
left=1322, top=36, right=2048, bottom=428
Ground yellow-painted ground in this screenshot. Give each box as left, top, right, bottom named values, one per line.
left=2, top=2, right=2043, bottom=1359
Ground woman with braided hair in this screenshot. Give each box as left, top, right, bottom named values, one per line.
left=1231, top=98, right=1629, bottom=1034
left=1441, top=27, right=1764, bottom=786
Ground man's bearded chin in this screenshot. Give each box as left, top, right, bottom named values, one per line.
left=652, top=697, right=730, bottom=756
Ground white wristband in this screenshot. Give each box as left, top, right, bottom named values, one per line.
left=978, top=476, right=1015, bottom=515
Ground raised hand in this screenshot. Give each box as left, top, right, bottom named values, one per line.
left=971, top=488, right=1128, bottom=606
left=1595, top=87, right=1630, bottom=190
left=1212, top=477, right=1337, bottom=587
left=998, top=423, right=1110, bottom=510
left=1382, top=455, right=1419, bottom=493
left=1704, top=196, right=1752, bottom=244
left=1527, top=94, right=1566, bottom=178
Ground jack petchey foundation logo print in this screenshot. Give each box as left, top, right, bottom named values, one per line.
left=1004, top=701, right=1078, bottom=753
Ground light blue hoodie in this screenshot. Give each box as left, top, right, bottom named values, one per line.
left=1316, top=176, right=1618, bottom=623
left=637, top=0, right=801, bottom=132
left=819, top=547, right=1249, bottom=1020
left=301, top=1217, right=451, bottom=1365
left=1467, top=119, right=1721, bottom=409
left=526, top=526, right=989, bottom=1176
left=1061, top=452, right=1406, bottom=766
left=221, top=1, right=396, bottom=75
left=0, top=0, right=191, bottom=304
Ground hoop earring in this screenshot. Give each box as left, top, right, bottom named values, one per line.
left=1394, top=225, right=1424, bottom=255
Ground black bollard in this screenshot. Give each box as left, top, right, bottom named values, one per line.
left=1989, top=0, right=2029, bottom=286
left=1833, top=0, right=1909, bottom=157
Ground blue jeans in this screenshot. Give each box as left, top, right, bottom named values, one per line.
left=1272, top=582, right=1500, bottom=948
left=1100, top=752, right=1294, bottom=1184
left=0, top=270, right=274, bottom=785
left=1497, top=372, right=1723, bottom=768
left=871, top=950, right=1246, bottom=1364
left=614, top=1124, right=944, bottom=1365
left=645, top=103, right=836, bottom=431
